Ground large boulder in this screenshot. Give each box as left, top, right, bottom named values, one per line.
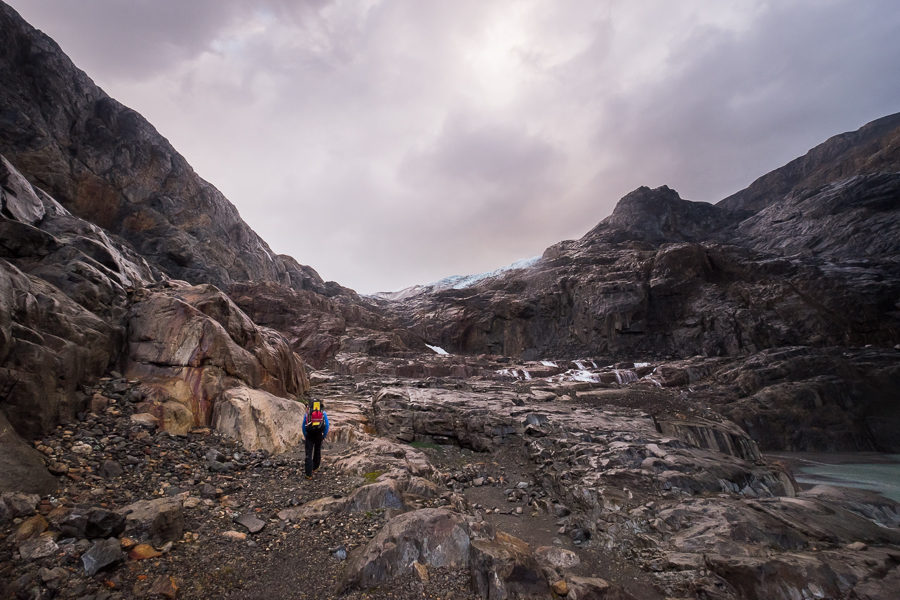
left=125, top=283, right=309, bottom=431
left=212, top=387, right=305, bottom=454
left=340, top=509, right=473, bottom=591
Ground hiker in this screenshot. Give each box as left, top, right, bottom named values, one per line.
left=302, top=398, right=330, bottom=479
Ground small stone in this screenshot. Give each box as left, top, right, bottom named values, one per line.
left=473, top=477, right=485, bottom=487
left=516, top=481, right=530, bottom=489
left=515, top=507, right=524, bottom=515
left=413, top=560, right=429, bottom=583
left=551, top=580, right=569, bottom=596
left=82, top=538, right=125, bottom=576
left=235, top=513, right=265, bottom=534
left=333, top=546, right=348, bottom=561
left=48, top=461, right=69, bottom=475
left=119, top=537, right=139, bottom=550
left=222, top=530, right=247, bottom=541
left=71, top=442, right=93, bottom=455
left=847, top=541, right=868, bottom=551
left=183, top=497, right=202, bottom=509
left=99, top=460, right=124, bottom=479
left=131, top=413, right=159, bottom=428
left=12, top=514, right=49, bottom=543
left=18, top=536, right=59, bottom=560
left=129, top=544, right=162, bottom=560
left=148, top=574, right=179, bottom=599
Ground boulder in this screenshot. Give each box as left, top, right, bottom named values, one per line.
left=340, top=509, right=472, bottom=591
left=0, top=412, right=56, bottom=495
left=119, top=497, right=184, bottom=546
left=212, top=387, right=305, bottom=454
left=470, top=531, right=549, bottom=599
left=125, top=283, right=309, bottom=432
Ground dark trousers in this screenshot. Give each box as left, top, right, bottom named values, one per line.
left=304, top=432, right=323, bottom=476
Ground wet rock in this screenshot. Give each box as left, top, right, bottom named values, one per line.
left=81, top=537, right=125, bottom=576
left=119, top=497, right=184, bottom=546
left=653, top=415, right=761, bottom=462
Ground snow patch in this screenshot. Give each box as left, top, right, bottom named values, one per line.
left=425, top=344, right=449, bottom=355
left=634, top=362, right=651, bottom=368
left=540, top=361, right=558, bottom=367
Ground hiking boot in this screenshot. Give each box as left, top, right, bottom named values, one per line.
left=305, top=475, right=313, bottom=480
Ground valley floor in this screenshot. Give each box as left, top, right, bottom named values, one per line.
left=3, top=362, right=900, bottom=600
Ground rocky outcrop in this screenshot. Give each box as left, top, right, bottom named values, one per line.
left=229, top=281, right=420, bottom=369
left=0, top=3, right=322, bottom=293
left=1, top=155, right=155, bottom=439
left=392, top=114, right=900, bottom=363
left=125, top=283, right=309, bottom=432
left=340, top=508, right=473, bottom=591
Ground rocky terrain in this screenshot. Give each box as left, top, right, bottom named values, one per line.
left=1, top=1, right=899, bottom=598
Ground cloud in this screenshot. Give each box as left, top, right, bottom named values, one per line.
left=6, top=0, right=900, bottom=293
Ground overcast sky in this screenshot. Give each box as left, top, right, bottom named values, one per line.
left=8, top=1, right=900, bottom=293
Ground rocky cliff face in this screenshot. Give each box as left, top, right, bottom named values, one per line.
left=0, top=152, right=311, bottom=495
left=0, top=1, right=418, bottom=373
left=0, top=2, right=325, bottom=294
left=395, top=114, right=900, bottom=362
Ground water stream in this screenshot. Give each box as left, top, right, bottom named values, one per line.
left=769, top=453, right=900, bottom=502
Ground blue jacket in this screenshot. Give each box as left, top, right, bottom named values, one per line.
left=302, top=411, right=329, bottom=438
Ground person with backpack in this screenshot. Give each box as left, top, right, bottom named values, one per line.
left=302, top=398, right=330, bottom=479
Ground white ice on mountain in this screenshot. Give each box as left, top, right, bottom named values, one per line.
left=425, top=344, right=449, bottom=355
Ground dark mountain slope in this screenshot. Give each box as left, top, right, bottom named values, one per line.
left=0, top=2, right=421, bottom=368
left=395, top=114, right=900, bottom=360
left=0, top=2, right=322, bottom=293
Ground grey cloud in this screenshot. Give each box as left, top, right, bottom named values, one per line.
left=6, top=0, right=899, bottom=294
left=583, top=0, right=900, bottom=203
